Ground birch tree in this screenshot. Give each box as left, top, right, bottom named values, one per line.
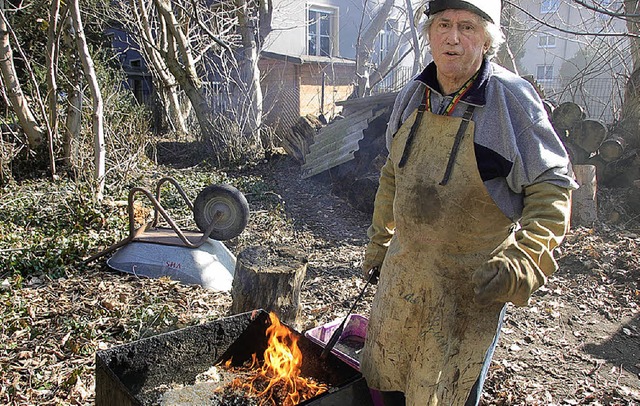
left=0, top=0, right=44, bottom=148
left=69, top=0, right=105, bottom=197
left=128, top=0, right=188, bottom=134
left=354, top=0, right=396, bottom=97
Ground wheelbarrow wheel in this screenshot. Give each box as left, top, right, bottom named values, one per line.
left=193, top=184, right=249, bottom=240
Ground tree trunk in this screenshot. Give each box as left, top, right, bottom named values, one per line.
left=0, top=1, right=44, bottom=147
left=153, top=0, right=199, bottom=85
left=162, top=34, right=215, bottom=142
left=46, top=0, right=62, bottom=176
left=620, top=0, right=640, bottom=149
left=234, top=0, right=263, bottom=139
left=231, top=246, right=307, bottom=330
left=151, top=0, right=214, bottom=143
left=70, top=0, right=105, bottom=198
left=63, top=72, right=82, bottom=167
left=130, top=0, right=188, bottom=136
left=405, top=0, right=422, bottom=75
left=571, top=164, right=598, bottom=226
left=354, top=0, right=394, bottom=97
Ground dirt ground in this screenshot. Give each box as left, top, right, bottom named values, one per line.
left=258, top=155, right=640, bottom=405
left=1, top=153, right=638, bottom=405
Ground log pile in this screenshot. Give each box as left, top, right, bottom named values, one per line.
left=551, top=101, right=640, bottom=188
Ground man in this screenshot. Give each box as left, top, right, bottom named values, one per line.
left=360, top=1, right=578, bottom=405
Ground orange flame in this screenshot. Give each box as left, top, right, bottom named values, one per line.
left=228, top=312, right=327, bottom=405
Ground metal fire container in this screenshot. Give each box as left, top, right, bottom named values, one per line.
left=95, top=310, right=374, bottom=405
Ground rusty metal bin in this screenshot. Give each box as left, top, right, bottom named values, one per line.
left=95, top=310, right=374, bottom=405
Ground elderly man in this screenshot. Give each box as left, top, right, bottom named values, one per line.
left=360, top=1, right=578, bottom=405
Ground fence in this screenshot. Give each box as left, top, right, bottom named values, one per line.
left=541, top=77, right=626, bottom=124
left=373, top=68, right=625, bottom=125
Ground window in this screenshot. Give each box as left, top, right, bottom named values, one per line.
left=536, top=65, right=554, bottom=81
left=538, top=34, right=556, bottom=48
left=130, top=59, right=142, bottom=68
left=540, top=0, right=560, bottom=14
left=308, top=7, right=335, bottom=56
left=378, top=21, right=394, bottom=64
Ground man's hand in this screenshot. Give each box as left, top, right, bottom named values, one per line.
left=362, top=242, right=386, bottom=283
left=472, top=246, right=546, bottom=307
left=472, top=256, right=513, bottom=305
left=363, top=266, right=380, bottom=284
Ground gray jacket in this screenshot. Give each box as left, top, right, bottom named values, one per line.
left=386, top=59, right=578, bottom=221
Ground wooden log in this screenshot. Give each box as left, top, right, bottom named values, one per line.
left=551, top=102, right=584, bottom=131
left=282, top=115, right=323, bottom=164
left=573, top=119, right=608, bottom=153
left=231, top=246, right=307, bottom=329
left=565, top=142, right=591, bottom=165
left=571, top=164, right=598, bottom=226
left=598, top=135, right=626, bottom=162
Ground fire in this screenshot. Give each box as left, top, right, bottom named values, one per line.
left=224, top=312, right=328, bottom=405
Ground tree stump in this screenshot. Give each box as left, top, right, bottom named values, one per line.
left=571, top=164, right=598, bottom=226
left=231, top=246, right=308, bottom=329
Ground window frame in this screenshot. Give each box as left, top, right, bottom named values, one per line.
left=307, top=4, right=338, bottom=57
left=538, top=34, right=556, bottom=48
left=536, top=64, right=554, bottom=82
left=540, top=0, right=560, bottom=14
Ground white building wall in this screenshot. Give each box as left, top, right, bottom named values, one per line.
left=514, top=0, right=630, bottom=122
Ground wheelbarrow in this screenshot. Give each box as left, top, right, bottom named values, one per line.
left=85, top=177, right=250, bottom=291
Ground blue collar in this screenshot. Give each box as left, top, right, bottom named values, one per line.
left=415, top=58, right=490, bottom=106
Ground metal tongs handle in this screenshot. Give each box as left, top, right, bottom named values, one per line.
left=320, top=267, right=379, bottom=359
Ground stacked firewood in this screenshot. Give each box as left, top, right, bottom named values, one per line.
left=550, top=101, right=640, bottom=188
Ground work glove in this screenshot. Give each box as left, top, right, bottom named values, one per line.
left=472, top=182, right=572, bottom=307
left=362, top=244, right=385, bottom=282
left=362, top=158, right=396, bottom=282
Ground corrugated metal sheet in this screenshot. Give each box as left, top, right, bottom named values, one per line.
left=300, top=92, right=398, bottom=179
left=301, top=109, right=373, bottom=178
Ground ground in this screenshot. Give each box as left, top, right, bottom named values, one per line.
left=0, top=154, right=638, bottom=405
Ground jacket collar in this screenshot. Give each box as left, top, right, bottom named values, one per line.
left=415, top=57, right=490, bottom=106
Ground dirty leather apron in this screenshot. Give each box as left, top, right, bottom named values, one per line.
left=361, top=104, right=515, bottom=405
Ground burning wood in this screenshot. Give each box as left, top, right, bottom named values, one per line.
left=219, top=312, right=328, bottom=405
left=160, top=312, right=328, bottom=405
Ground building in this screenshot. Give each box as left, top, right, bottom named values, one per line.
left=259, top=0, right=380, bottom=134
left=513, top=0, right=630, bottom=123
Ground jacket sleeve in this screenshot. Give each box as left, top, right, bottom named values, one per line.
left=495, top=181, right=572, bottom=306
left=363, top=157, right=396, bottom=271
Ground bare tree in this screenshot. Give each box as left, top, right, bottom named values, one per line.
left=112, top=0, right=273, bottom=161
left=621, top=0, right=640, bottom=149
left=129, top=0, right=189, bottom=135
left=69, top=0, right=105, bottom=197
left=0, top=0, right=44, bottom=148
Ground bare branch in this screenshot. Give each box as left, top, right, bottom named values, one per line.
left=506, top=0, right=640, bottom=38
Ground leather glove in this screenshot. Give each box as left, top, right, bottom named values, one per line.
left=362, top=157, right=397, bottom=282
left=362, top=243, right=385, bottom=282
left=473, top=182, right=572, bottom=306
left=472, top=245, right=545, bottom=306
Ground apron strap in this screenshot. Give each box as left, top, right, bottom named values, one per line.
left=398, top=89, right=429, bottom=168
left=439, top=105, right=476, bottom=186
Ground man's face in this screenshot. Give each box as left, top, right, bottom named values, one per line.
left=428, top=9, right=489, bottom=92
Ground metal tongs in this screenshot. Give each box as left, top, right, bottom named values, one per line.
left=320, top=267, right=379, bottom=359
